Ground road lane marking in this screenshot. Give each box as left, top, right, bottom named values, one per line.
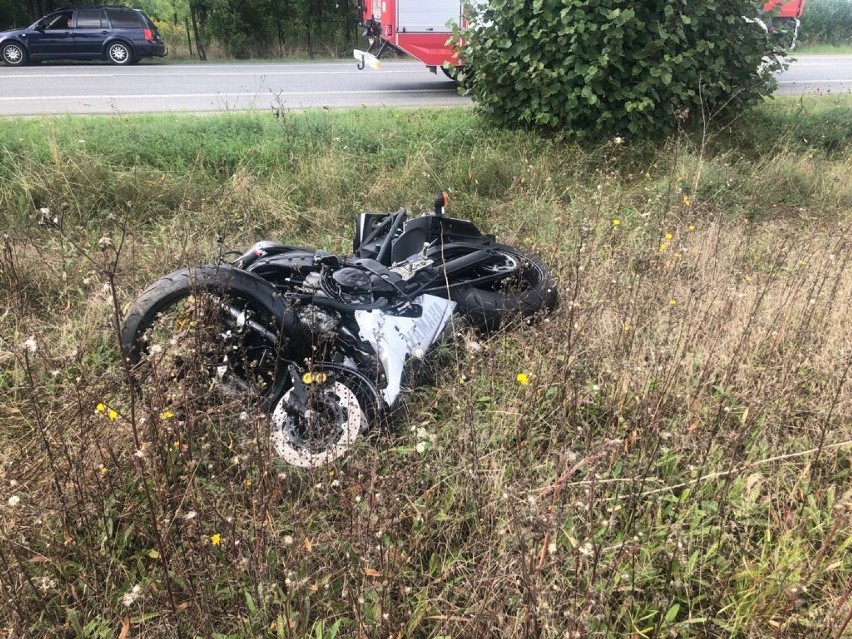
left=777, top=79, right=852, bottom=83
left=0, top=70, right=424, bottom=80
left=787, top=62, right=852, bottom=66
left=0, top=89, right=463, bottom=102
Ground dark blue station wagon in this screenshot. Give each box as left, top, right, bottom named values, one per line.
left=0, top=6, right=166, bottom=66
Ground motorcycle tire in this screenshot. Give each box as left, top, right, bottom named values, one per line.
left=448, top=244, right=557, bottom=330
left=121, top=265, right=307, bottom=410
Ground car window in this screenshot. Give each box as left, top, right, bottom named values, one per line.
left=41, top=12, right=73, bottom=30
left=106, top=9, right=143, bottom=28
left=76, top=10, right=105, bottom=29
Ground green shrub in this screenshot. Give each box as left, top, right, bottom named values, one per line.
left=456, top=0, right=788, bottom=138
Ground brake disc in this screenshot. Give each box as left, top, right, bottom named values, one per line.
left=270, top=379, right=366, bottom=468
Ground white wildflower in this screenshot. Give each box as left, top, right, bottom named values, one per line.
left=8, top=495, right=21, bottom=507
left=24, top=337, right=37, bottom=354
left=121, top=584, right=142, bottom=606
left=415, top=441, right=427, bottom=454
left=38, top=576, right=57, bottom=592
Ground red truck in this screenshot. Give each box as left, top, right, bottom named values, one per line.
left=355, top=1, right=805, bottom=75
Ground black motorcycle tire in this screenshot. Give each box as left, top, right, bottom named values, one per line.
left=449, top=244, right=557, bottom=330
left=120, top=265, right=306, bottom=409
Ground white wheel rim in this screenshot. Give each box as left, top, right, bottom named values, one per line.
left=5, top=46, right=21, bottom=63
left=270, top=381, right=365, bottom=468
left=111, top=45, right=128, bottom=62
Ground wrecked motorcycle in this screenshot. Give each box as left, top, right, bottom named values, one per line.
left=121, top=194, right=557, bottom=467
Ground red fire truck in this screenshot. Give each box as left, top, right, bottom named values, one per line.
left=354, top=1, right=805, bottom=75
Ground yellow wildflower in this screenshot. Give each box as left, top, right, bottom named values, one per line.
left=683, top=195, right=691, bottom=207
left=210, top=534, right=221, bottom=546
left=665, top=233, right=673, bottom=240
left=612, top=219, right=621, bottom=226
left=96, top=402, right=106, bottom=413
left=302, top=372, right=328, bottom=385
left=670, top=299, right=677, bottom=306
left=516, top=373, right=530, bottom=386
left=688, top=225, right=695, bottom=232
left=108, top=409, right=118, bottom=421
left=159, top=410, right=174, bottom=419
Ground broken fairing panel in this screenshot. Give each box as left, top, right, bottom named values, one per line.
left=355, top=295, right=457, bottom=404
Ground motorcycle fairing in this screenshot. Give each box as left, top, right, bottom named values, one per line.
left=355, top=294, right=457, bottom=404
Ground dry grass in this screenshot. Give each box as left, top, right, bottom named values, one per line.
left=0, top=102, right=851, bottom=638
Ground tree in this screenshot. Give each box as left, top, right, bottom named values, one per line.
left=455, top=0, right=789, bottom=138
left=1, top=0, right=57, bottom=27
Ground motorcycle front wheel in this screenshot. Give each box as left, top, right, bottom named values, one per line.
left=444, top=244, right=558, bottom=330
left=121, top=265, right=307, bottom=411
left=270, top=365, right=381, bottom=468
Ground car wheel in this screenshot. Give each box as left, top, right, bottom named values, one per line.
left=1, top=42, right=27, bottom=66
left=107, top=41, right=132, bottom=65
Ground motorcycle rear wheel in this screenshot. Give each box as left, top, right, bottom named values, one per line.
left=447, top=244, right=557, bottom=330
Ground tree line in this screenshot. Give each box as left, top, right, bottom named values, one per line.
left=0, top=0, right=364, bottom=59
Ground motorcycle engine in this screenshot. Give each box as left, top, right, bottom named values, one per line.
left=330, top=267, right=373, bottom=304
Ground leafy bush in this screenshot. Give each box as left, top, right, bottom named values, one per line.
left=456, top=0, right=788, bottom=138
left=800, top=0, right=852, bottom=45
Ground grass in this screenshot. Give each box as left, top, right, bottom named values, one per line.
left=1, top=97, right=851, bottom=637
left=795, top=43, right=852, bottom=54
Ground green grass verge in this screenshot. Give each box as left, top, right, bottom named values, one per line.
left=0, top=100, right=851, bottom=638
left=795, top=43, right=852, bottom=54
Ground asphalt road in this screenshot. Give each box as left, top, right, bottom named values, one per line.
left=0, top=55, right=849, bottom=116
left=775, top=55, right=852, bottom=96
left=0, top=60, right=467, bottom=116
